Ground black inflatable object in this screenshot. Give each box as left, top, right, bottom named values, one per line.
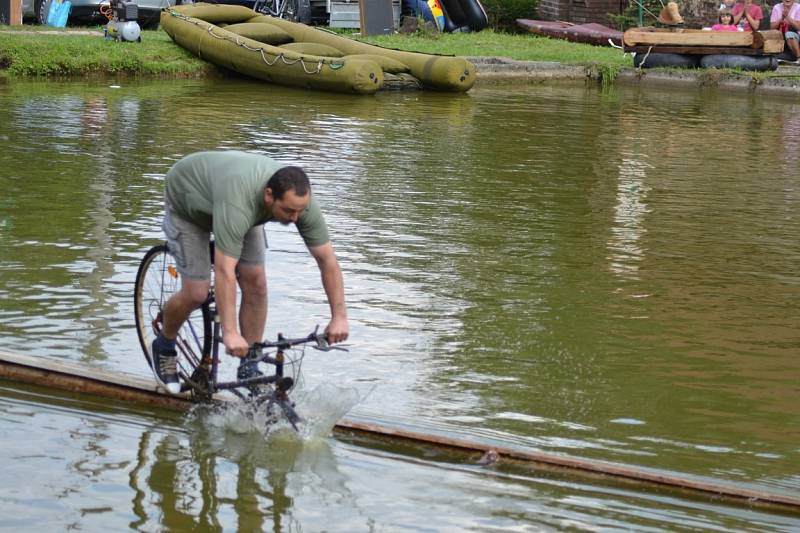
left=700, top=54, right=779, bottom=71
left=439, top=0, right=488, bottom=31
left=633, top=52, right=701, bottom=69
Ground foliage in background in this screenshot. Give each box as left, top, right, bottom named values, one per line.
left=607, top=0, right=662, bottom=30
left=479, top=0, right=539, bottom=31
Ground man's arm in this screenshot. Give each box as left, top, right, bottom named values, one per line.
left=308, top=242, right=349, bottom=343
left=215, top=249, right=250, bottom=357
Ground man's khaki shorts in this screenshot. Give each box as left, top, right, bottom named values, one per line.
left=163, top=200, right=266, bottom=280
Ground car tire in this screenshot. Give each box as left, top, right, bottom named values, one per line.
left=138, top=11, right=160, bottom=30
left=34, top=0, right=51, bottom=24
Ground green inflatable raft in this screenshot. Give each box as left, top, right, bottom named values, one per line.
left=160, top=3, right=476, bottom=94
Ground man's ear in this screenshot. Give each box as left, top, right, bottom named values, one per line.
left=264, top=187, right=274, bottom=206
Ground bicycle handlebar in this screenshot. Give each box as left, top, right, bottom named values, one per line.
left=252, top=328, right=348, bottom=353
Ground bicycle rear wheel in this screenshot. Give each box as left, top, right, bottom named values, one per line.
left=133, top=244, right=211, bottom=384
left=282, top=0, right=304, bottom=22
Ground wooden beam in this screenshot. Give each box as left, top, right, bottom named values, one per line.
left=0, top=351, right=197, bottom=410
left=336, top=419, right=800, bottom=510
left=759, top=30, right=786, bottom=53
left=624, top=45, right=767, bottom=55
left=2, top=350, right=800, bottom=511
left=624, top=28, right=754, bottom=47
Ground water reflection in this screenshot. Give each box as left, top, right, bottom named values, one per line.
left=128, top=428, right=312, bottom=531
left=609, top=154, right=650, bottom=280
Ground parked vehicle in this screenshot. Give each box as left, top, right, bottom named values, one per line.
left=22, top=0, right=174, bottom=28
left=21, top=0, right=51, bottom=24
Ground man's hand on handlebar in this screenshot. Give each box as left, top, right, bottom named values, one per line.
left=325, top=316, right=349, bottom=344
left=224, top=331, right=250, bottom=357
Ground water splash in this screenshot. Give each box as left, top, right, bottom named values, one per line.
left=293, top=383, right=362, bottom=440
left=187, top=382, right=362, bottom=443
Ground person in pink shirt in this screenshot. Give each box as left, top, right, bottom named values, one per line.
left=732, top=0, right=764, bottom=31
left=771, top=0, right=800, bottom=58
left=712, top=9, right=739, bottom=30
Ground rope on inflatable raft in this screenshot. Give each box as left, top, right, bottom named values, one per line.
left=166, top=10, right=347, bottom=76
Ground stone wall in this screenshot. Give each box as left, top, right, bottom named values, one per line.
left=537, top=0, right=624, bottom=25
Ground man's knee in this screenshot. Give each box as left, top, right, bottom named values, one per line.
left=238, top=266, right=267, bottom=299
left=181, top=280, right=211, bottom=307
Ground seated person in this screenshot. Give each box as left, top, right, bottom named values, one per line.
left=771, top=0, right=800, bottom=58
left=712, top=9, right=739, bottom=30
left=732, top=0, right=763, bottom=31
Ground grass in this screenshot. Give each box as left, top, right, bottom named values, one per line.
left=0, top=26, right=213, bottom=77
left=0, top=23, right=628, bottom=79
left=1, top=23, right=798, bottom=86
left=358, top=29, right=628, bottom=67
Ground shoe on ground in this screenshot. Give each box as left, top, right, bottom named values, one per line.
left=151, top=339, right=181, bottom=395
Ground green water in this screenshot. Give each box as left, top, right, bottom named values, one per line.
left=0, top=78, right=798, bottom=530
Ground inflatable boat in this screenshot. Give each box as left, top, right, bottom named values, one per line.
left=160, top=3, right=477, bottom=94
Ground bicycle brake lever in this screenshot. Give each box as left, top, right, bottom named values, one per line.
left=313, top=343, right=349, bottom=352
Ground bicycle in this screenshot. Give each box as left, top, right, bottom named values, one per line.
left=133, top=242, right=345, bottom=431
left=252, top=0, right=310, bottom=23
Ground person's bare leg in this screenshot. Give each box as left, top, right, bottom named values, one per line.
left=162, top=278, right=211, bottom=339
left=237, top=263, right=267, bottom=344
left=790, top=38, right=800, bottom=59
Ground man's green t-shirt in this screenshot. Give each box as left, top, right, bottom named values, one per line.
left=165, top=151, right=329, bottom=259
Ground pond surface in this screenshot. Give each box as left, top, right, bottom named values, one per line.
left=0, top=78, right=798, bottom=531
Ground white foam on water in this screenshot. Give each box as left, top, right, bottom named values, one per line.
left=293, top=383, right=363, bottom=440
left=187, top=382, right=363, bottom=444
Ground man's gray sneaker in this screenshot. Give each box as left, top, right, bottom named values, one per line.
left=152, top=336, right=181, bottom=395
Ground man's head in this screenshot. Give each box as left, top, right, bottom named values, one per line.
left=264, top=166, right=311, bottom=225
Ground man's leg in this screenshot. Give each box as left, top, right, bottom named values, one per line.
left=153, top=204, right=211, bottom=394
left=237, top=263, right=268, bottom=344
left=235, top=226, right=268, bottom=384
left=162, top=279, right=211, bottom=339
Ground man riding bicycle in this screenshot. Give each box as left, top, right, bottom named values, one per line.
left=151, top=150, right=349, bottom=394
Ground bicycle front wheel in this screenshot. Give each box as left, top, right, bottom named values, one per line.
left=133, top=244, right=211, bottom=382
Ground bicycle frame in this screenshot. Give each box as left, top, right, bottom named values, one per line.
left=135, top=242, right=344, bottom=430
left=252, top=0, right=298, bottom=20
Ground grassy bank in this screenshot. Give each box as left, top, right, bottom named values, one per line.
left=1, top=24, right=796, bottom=87
left=359, top=29, right=627, bottom=67
left=0, top=26, right=213, bottom=77
left=0, top=24, right=625, bottom=79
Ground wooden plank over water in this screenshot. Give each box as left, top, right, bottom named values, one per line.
left=1, top=350, right=800, bottom=511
